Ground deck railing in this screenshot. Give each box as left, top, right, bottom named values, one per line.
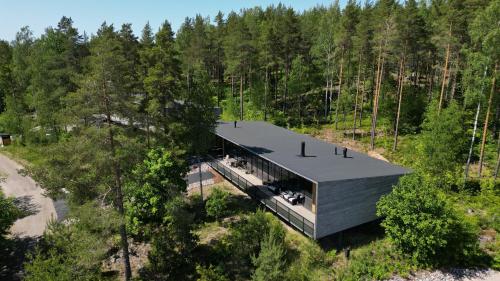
left=207, top=158, right=315, bottom=238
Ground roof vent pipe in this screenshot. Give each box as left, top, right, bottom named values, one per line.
left=234, top=120, right=237, bottom=128
left=301, top=141, right=305, bottom=157
left=334, top=147, right=337, bottom=155
left=343, top=147, right=348, bottom=158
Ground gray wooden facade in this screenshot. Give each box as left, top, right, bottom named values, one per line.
left=314, top=175, right=401, bottom=238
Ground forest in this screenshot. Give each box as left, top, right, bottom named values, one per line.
left=0, top=0, right=499, bottom=280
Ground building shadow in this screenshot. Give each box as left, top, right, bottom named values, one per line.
left=0, top=236, right=39, bottom=281
left=317, top=219, right=386, bottom=252
left=241, top=146, right=274, bottom=155
left=227, top=194, right=259, bottom=215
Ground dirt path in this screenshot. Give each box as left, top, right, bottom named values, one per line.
left=0, top=153, right=56, bottom=237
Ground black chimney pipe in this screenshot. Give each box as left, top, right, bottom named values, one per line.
left=334, top=147, right=337, bottom=155
left=234, top=120, right=237, bottom=128
left=301, top=141, right=305, bottom=157
left=343, top=147, right=348, bottom=158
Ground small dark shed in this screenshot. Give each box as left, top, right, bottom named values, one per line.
left=0, top=133, right=11, bottom=146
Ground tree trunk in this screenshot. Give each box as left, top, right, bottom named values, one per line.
left=283, top=65, right=288, bottom=114
left=494, top=131, right=500, bottom=180
left=438, top=24, right=452, bottom=113
left=231, top=75, right=234, bottom=97
left=428, top=61, right=435, bottom=103
left=274, top=65, right=279, bottom=112
left=353, top=53, right=362, bottom=140
left=359, top=76, right=365, bottom=128
left=465, top=67, right=488, bottom=181
left=449, top=55, right=460, bottom=102
left=325, top=78, right=329, bottom=121
left=335, top=51, right=344, bottom=130
left=105, top=106, right=132, bottom=281
left=493, top=103, right=500, bottom=140
left=371, top=40, right=385, bottom=150
left=198, top=155, right=204, bottom=200
left=465, top=102, right=481, bottom=181
left=239, top=75, right=244, bottom=120
left=393, top=55, right=405, bottom=151
left=478, top=62, right=498, bottom=178
left=329, top=78, right=334, bottom=119
left=264, top=66, right=269, bottom=121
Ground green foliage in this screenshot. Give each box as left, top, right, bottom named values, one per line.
left=377, top=174, right=480, bottom=265
left=251, top=222, right=287, bottom=281
left=414, top=101, right=466, bottom=185
left=196, top=264, right=229, bottom=281
left=470, top=0, right=500, bottom=63
left=27, top=135, right=113, bottom=203
left=0, top=40, right=12, bottom=116
left=125, top=147, right=188, bottom=237
left=333, top=239, right=414, bottom=281
left=205, top=188, right=230, bottom=220
left=27, top=17, right=83, bottom=142
left=146, top=197, right=198, bottom=280
left=2, top=1, right=500, bottom=278
left=227, top=209, right=272, bottom=263
left=0, top=190, right=21, bottom=240
left=24, top=202, right=119, bottom=281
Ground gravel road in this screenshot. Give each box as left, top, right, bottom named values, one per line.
left=0, top=153, right=56, bottom=237
left=388, top=268, right=500, bottom=281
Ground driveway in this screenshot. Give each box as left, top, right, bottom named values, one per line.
left=0, top=153, right=57, bottom=237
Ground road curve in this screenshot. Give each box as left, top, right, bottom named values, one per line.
left=0, top=153, right=56, bottom=237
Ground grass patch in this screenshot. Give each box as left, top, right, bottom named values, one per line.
left=0, top=143, right=46, bottom=167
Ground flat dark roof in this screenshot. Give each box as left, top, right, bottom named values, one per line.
left=216, top=121, right=410, bottom=183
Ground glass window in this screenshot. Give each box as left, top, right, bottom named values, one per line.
left=263, top=160, right=269, bottom=181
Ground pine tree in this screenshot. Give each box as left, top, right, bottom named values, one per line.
left=68, top=23, right=138, bottom=280
left=251, top=222, right=287, bottom=281
left=0, top=40, right=12, bottom=115
left=470, top=0, right=500, bottom=178
left=143, top=21, right=183, bottom=145
left=29, top=17, right=82, bottom=141
left=138, top=22, right=155, bottom=147
left=224, top=12, right=254, bottom=120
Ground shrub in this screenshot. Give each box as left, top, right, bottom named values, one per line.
left=377, top=174, right=480, bottom=266
left=333, top=240, right=414, bottom=281
left=196, top=264, right=229, bottom=281
left=0, top=190, right=21, bottom=239
left=414, top=101, right=466, bottom=186
left=205, top=188, right=230, bottom=220
left=24, top=202, right=118, bottom=281
left=147, top=197, right=198, bottom=280
left=251, top=222, right=287, bottom=281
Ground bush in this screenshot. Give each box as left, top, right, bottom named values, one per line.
left=205, top=188, right=230, bottom=220
left=251, top=221, right=287, bottom=281
left=377, top=174, right=480, bottom=266
left=0, top=190, right=21, bottom=240
left=414, top=101, right=466, bottom=186
left=146, top=197, right=198, bottom=280
left=24, top=202, right=119, bottom=281
left=333, top=240, right=414, bottom=281
left=196, top=264, right=229, bottom=281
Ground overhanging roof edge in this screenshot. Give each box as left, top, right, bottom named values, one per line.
left=216, top=132, right=319, bottom=184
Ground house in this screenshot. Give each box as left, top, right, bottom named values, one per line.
left=208, top=121, right=410, bottom=239
left=0, top=133, right=11, bottom=146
